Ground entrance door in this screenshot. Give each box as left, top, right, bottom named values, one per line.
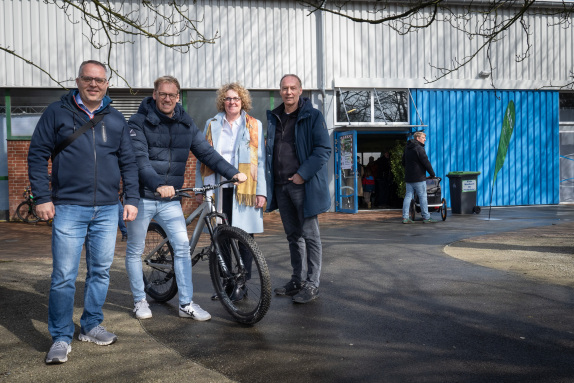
left=560, top=125, right=574, bottom=203
left=335, top=131, right=358, bottom=213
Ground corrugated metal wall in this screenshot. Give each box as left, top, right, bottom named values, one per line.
left=411, top=89, right=560, bottom=207
left=325, top=2, right=573, bottom=90
left=1, top=1, right=572, bottom=90
left=1, top=0, right=319, bottom=89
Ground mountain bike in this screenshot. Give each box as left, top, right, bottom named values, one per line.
left=16, top=187, right=40, bottom=223
left=142, top=179, right=271, bottom=325
left=16, top=187, right=53, bottom=226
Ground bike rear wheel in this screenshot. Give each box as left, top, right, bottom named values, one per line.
left=209, top=225, right=271, bottom=325
left=143, top=222, right=178, bottom=302
left=16, top=201, right=39, bottom=223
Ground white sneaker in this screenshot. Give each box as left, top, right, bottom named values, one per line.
left=179, top=302, right=211, bottom=321
left=134, top=299, right=152, bottom=319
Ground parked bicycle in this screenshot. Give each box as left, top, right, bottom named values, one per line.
left=142, top=179, right=271, bottom=325
left=16, top=187, right=52, bottom=225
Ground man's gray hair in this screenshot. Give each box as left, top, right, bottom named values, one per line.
left=78, top=60, right=107, bottom=77
left=280, top=74, right=302, bottom=89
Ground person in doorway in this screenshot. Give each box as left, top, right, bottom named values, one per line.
left=356, top=156, right=364, bottom=208
left=374, top=151, right=392, bottom=207
left=125, top=75, right=247, bottom=321
left=28, top=60, right=140, bottom=364
left=265, top=74, right=331, bottom=304
left=195, top=82, right=266, bottom=302
left=402, top=131, right=437, bottom=224
left=363, top=167, right=375, bottom=209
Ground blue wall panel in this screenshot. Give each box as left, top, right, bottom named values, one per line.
left=411, top=89, right=559, bottom=207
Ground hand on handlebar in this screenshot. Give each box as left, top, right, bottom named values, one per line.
left=233, top=173, right=247, bottom=185
left=156, top=185, right=176, bottom=199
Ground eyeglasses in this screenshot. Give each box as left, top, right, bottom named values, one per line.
left=157, top=92, right=179, bottom=100
left=224, top=97, right=241, bottom=103
left=79, top=76, right=107, bottom=85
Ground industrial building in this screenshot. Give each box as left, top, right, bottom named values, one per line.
left=1, top=0, right=573, bottom=219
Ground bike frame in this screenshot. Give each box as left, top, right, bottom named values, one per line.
left=143, top=191, right=246, bottom=279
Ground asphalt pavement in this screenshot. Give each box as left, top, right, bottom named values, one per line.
left=1, top=206, right=574, bottom=383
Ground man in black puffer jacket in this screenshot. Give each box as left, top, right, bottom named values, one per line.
left=402, top=131, right=437, bottom=224
left=125, top=76, right=246, bottom=321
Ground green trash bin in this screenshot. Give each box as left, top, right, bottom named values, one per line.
left=446, top=171, right=481, bottom=214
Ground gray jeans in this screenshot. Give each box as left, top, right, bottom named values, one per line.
left=274, top=183, right=322, bottom=288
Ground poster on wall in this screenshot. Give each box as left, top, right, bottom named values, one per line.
left=340, top=134, right=353, bottom=171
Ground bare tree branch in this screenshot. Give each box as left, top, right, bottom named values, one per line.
left=0, top=45, right=72, bottom=88
left=299, top=0, right=574, bottom=89
left=3, top=0, right=218, bottom=89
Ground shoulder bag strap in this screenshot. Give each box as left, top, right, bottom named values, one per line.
left=51, top=114, right=104, bottom=160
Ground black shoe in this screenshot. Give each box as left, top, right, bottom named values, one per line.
left=274, top=279, right=303, bottom=296
left=230, top=284, right=247, bottom=302
left=292, top=285, right=319, bottom=304
left=121, top=233, right=128, bottom=241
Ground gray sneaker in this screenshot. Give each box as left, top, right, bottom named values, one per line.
left=134, top=298, right=152, bottom=319
left=292, top=285, right=319, bottom=304
left=45, top=341, right=71, bottom=364
left=78, top=325, right=117, bottom=345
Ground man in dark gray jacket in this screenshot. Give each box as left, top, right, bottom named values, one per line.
left=125, top=76, right=246, bottom=321
left=402, top=131, right=437, bottom=223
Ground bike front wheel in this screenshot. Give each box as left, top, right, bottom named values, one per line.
left=16, top=201, right=39, bottom=223
left=209, top=225, right=271, bottom=325
left=143, top=222, right=178, bottom=302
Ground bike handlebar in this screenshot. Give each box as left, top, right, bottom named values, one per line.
left=153, top=179, right=238, bottom=198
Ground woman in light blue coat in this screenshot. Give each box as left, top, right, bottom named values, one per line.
left=195, top=82, right=266, bottom=301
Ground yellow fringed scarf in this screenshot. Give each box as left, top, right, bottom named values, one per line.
left=200, top=114, right=258, bottom=206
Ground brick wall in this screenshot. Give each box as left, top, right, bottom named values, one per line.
left=182, top=156, right=201, bottom=214
left=7, top=140, right=48, bottom=221
left=7, top=140, right=201, bottom=220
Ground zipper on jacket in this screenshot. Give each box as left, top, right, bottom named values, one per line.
left=101, top=121, right=107, bottom=143
left=92, top=127, right=97, bottom=206
left=166, top=126, right=172, bottom=188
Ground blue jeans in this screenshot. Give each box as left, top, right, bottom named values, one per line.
left=125, top=199, right=193, bottom=306
left=403, top=181, right=430, bottom=220
left=118, top=200, right=127, bottom=236
left=274, top=183, right=322, bottom=288
left=49, top=204, right=118, bottom=344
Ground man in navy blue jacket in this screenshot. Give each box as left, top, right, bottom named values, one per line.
left=125, top=76, right=246, bottom=321
left=28, top=60, right=140, bottom=364
left=265, top=74, right=331, bottom=304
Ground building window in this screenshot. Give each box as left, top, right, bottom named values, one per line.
left=560, top=92, right=574, bottom=123
left=336, top=89, right=408, bottom=125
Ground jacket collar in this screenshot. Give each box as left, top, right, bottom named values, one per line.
left=271, top=97, right=311, bottom=119
left=62, top=89, right=111, bottom=118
